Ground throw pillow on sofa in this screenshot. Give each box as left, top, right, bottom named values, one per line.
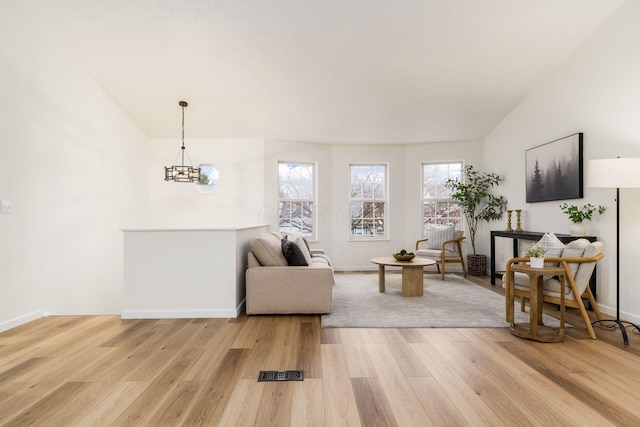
left=250, top=233, right=288, bottom=266
left=293, top=235, right=313, bottom=265
left=281, top=238, right=309, bottom=266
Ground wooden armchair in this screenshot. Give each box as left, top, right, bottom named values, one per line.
left=415, top=230, right=467, bottom=280
left=504, top=240, right=604, bottom=339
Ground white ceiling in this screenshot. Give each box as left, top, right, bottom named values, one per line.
left=23, top=0, right=622, bottom=143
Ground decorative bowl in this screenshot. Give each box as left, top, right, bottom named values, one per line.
left=393, top=252, right=415, bottom=261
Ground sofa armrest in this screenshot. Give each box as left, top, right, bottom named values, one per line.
left=310, top=249, right=325, bottom=255
left=246, top=264, right=333, bottom=314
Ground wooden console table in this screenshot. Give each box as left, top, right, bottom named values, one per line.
left=490, top=230, right=597, bottom=306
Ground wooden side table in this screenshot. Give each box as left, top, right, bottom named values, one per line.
left=508, top=264, right=566, bottom=342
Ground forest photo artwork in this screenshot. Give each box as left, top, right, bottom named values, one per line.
left=525, top=133, right=583, bottom=203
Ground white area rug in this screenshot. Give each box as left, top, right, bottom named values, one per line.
left=321, top=272, right=565, bottom=328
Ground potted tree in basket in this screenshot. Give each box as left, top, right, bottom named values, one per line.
left=445, top=165, right=507, bottom=276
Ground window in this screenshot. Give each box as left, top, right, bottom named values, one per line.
left=350, top=164, right=387, bottom=238
left=278, top=162, right=315, bottom=238
left=422, top=162, right=463, bottom=235
left=190, top=164, right=222, bottom=194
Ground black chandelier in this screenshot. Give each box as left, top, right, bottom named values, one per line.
left=164, top=101, right=201, bottom=182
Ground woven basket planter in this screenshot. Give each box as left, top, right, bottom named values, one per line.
left=467, top=254, right=487, bottom=276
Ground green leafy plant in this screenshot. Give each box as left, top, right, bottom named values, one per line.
left=559, top=203, right=606, bottom=223
left=445, top=165, right=507, bottom=255
left=526, top=243, right=546, bottom=258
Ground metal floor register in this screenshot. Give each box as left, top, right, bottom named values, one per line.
left=258, top=370, right=304, bottom=382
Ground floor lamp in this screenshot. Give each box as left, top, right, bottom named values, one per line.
left=587, top=157, right=640, bottom=345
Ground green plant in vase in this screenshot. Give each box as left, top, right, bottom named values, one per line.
left=559, top=203, right=605, bottom=236
left=526, top=243, right=546, bottom=268
left=526, top=243, right=546, bottom=258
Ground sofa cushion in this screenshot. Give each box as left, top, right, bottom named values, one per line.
left=426, top=224, right=456, bottom=249
left=293, top=235, right=313, bottom=265
left=251, top=233, right=288, bottom=266
left=282, top=238, right=309, bottom=266
left=312, top=253, right=331, bottom=266
left=301, top=236, right=312, bottom=253
left=311, top=256, right=330, bottom=266
left=416, top=248, right=463, bottom=259
left=271, top=231, right=293, bottom=242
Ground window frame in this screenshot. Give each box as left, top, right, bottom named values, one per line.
left=349, top=163, right=389, bottom=241
left=421, top=161, right=464, bottom=237
left=277, top=161, right=317, bottom=240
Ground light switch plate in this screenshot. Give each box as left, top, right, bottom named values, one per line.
left=1, top=200, right=12, bottom=213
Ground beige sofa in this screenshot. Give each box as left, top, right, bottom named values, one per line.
left=246, top=232, right=333, bottom=314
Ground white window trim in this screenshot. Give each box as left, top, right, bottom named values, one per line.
left=349, top=162, right=389, bottom=241
left=421, top=161, right=464, bottom=237
left=278, top=161, right=317, bottom=241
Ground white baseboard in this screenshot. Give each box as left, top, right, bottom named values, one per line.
left=121, top=309, right=238, bottom=319
left=597, top=304, right=640, bottom=325
left=0, top=310, right=46, bottom=333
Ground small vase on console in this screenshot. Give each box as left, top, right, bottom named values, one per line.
left=569, top=222, right=587, bottom=236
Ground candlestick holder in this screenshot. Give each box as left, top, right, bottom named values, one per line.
left=515, top=209, right=523, bottom=232
left=505, top=210, right=513, bottom=231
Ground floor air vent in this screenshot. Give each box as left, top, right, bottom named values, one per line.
left=258, top=370, right=304, bottom=382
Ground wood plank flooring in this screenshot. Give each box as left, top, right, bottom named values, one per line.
left=1, top=274, right=640, bottom=426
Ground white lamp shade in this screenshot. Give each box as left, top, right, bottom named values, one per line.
left=587, top=158, right=640, bottom=188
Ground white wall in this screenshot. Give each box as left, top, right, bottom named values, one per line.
left=122, top=225, right=267, bottom=319
left=483, top=0, right=640, bottom=322
left=0, top=1, right=149, bottom=330
left=264, top=139, right=484, bottom=270
left=149, top=138, right=265, bottom=228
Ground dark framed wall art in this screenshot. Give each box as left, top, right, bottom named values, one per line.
left=525, top=133, right=583, bottom=203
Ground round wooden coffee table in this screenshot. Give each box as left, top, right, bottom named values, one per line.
left=370, top=257, right=437, bottom=297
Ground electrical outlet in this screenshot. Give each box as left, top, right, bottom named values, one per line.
left=339, top=248, right=345, bottom=255
left=1, top=200, right=12, bottom=213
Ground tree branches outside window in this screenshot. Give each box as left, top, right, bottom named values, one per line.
left=278, top=162, right=315, bottom=237
left=350, top=164, right=387, bottom=238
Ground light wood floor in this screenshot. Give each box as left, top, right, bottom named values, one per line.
left=1, top=274, right=640, bottom=426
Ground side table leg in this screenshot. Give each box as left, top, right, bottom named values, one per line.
left=378, top=265, right=385, bottom=293
left=536, top=276, right=544, bottom=326
left=529, top=278, right=539, bottom=337
left=559, top=275, right=565, bottom=339
left=505, top=271, right=515, bottom=328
